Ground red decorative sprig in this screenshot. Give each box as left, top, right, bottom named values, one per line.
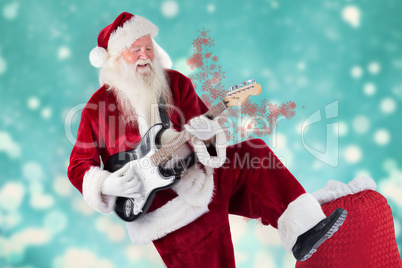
left=187, top=28, right=297, bottom=145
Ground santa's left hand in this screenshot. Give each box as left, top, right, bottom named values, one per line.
left=184, top=115, right=220, bottom=141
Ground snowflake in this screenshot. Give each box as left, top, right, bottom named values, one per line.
left=244, top=119, right=257, bottom=130
left=287, top=101, right=296, bottom=109
left=262, top=127, right=272, bottom=136
left=252, top=128, right=264, bottom=137
left=187, top=53, right=204, bottom=70
left=202, top=80, right=214, bottom=93
left=277, top=101, right=297, bottom=119
left=192, top=81, right=198, bottom=90
left=201, top=37, right=214, bottom=48
left=209, top=88, right=221, bottom=100
left=201, top=94, right=213, bottom=108
left=246, top=133, right=255, bottom=140
left=217, top=114, right=232, bottom=129
left=285, top=110, right=296, bottom=119
left=259, top=99, right=268, bottom=114
left=242, top=102, right=259, bottom=116
left=199, top=28, right=209, bottom=38
left=238, top=126, right=248, bottom=139
left=267, top=103, right=280, bottom=121
left=227, top=108, right=238, bottom=118
left=194, top=71, right=208, bottom=82
left=225, top=132, right=235, bottom=143
left=192, top=38, right=204, bottom=52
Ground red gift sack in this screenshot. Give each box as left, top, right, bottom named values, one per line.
left=296, top=177, right=402, bottom=268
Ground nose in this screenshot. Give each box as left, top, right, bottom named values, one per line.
left=139, top=48, right=150, bottom=60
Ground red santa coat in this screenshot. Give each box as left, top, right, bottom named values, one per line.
left=68, top=69, right=207, bottom=192
left=68, top=70, right=326, bottom=267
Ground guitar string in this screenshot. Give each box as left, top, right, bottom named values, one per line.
left=151, top=100, right=227, bottom=166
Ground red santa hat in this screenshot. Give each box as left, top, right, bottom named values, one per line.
left=89, top=12, right=172, bottom=69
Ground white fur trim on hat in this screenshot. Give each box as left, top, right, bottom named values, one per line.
left=277, top=193, right=326, bottom=253
left=313, top=176, right=377, bottom=205
left=108, top=15, right=158, bottom=58
left=126, top=165, right=215, bottom=244
left=82, top=166, right=116, bottom=214
left=89, top=47, right=108, bottom=68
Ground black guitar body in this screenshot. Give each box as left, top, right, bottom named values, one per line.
left=104, top=124, right=185, bottom=222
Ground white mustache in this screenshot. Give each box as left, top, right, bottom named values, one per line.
left=135, top=59, right=153, bottom=67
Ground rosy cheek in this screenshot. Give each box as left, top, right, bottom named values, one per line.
left=149, top=52, right=155, bottom=61
left=122, top=53, right=137, bottom=64
left=128, top=56, right=136, bottom=63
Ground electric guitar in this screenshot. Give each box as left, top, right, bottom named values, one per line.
left=104, top=79, right=262, bottom=222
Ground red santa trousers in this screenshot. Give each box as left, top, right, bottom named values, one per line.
left=152, top=138, right=308, bottom=267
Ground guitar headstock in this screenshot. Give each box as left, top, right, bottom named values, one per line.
left=224, top=79, right=262, bottom=107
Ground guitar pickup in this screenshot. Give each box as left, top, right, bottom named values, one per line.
left=173, top=159, right=188, bottom=177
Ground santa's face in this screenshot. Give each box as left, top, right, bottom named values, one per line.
left=121, top=35, right=155, bottom=74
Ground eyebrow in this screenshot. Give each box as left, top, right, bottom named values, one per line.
left=130, top=44, right=153, bottom=50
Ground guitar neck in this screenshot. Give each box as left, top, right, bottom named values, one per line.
left=151, top=100, right=228, bottom=166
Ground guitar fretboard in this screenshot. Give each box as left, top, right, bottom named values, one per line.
left=150, top=100, right=228, bottom=166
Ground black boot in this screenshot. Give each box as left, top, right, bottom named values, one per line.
left=292, top=208, right=347, bottom=261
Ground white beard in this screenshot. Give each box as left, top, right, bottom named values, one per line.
left=99, top=56, right=172, bottom=135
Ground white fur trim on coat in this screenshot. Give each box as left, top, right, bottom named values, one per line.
left=191, top=128, right=227, bottom=168
left=313, top=176, right=377, bottom=205
left=82, top=166, right=116, bottom=214
left=126, top=165, right=214, bottom=244
left=277, top=193, right=326, bottom=253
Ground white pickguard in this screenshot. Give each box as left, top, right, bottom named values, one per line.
left=128, top=148, right=176, bottom=215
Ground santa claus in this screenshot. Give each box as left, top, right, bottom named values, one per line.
left=67, top=12, right=347, bottom=267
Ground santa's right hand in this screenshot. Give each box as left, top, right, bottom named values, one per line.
left=101, top=163, right=142, bottom=198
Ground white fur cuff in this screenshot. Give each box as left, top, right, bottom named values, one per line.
left=277, top=193, right=326, bottom=253
left=82, top=166, right=116, bottom=214
left=313, top=176, right=377, bottom=205
left=191, top=129, right=227, bottom=168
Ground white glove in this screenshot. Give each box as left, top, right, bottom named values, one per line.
left=184, top=115, right=221, bottom=141
left=191, top=130, right=227, bottom=168
left=101, top=163, right=142, bottom=198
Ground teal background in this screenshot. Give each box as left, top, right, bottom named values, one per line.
left=1, top=0, right=401, bottom=267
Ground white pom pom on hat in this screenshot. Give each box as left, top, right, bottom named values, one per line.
left=89, top=12, right=171, bottom=69
left=89, top=46, right=108, bottom=68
